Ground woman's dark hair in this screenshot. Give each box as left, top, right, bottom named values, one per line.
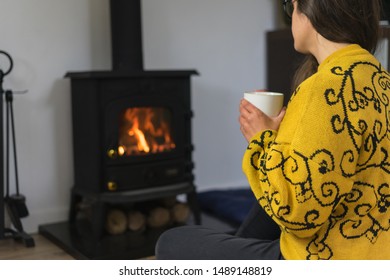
left=292, top=0, right=382, bottom=91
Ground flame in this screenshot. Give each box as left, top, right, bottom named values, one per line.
left=118, top=107, right=176, bottom=156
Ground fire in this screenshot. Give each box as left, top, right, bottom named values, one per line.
left=118, top=107, right=176, bottom=156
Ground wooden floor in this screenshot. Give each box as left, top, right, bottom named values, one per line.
left=0, top=234, right=75, bottom=260
left=0, top=213, right=234, bottom=260
left=0, top=233, right=158, bottom=260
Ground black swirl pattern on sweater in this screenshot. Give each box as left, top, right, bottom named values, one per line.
left=246, top=59, right=390, bottom=259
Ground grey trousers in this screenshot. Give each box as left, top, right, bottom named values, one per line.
left=155, top=202, right=283, bottom=260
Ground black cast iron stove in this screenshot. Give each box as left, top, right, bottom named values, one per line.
left=39, top=0, right=200, bottom=259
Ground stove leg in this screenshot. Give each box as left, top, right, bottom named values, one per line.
left=69, top=191, right=82, bottom=224
left=90, top=201, right=106, bottom=238
left=187, top=190, right=201, bottom=225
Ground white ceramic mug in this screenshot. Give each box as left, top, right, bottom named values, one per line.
left=244, top=91, right=284, bottom=117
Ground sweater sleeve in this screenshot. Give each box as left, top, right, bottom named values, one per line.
left=242, top=75, right=356, bottom=238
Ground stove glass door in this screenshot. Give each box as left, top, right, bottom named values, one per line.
left=117, top=107, right=176, bottom=157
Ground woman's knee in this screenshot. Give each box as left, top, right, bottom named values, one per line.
left=155, top=225, right=210, bottom=259
left=155, top=226, right=188, bottom=259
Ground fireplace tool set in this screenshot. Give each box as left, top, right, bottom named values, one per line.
left=0, top=50, right=34, bottom=247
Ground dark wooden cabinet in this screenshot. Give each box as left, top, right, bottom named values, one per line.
left=266, top=26, right=390, bottom=105
left=266, top=29, right=303, bottom=105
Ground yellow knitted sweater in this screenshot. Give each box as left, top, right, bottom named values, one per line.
left=242, top=44, right=390, bottom=260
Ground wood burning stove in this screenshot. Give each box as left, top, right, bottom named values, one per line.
left=39, top=0, right=200, bottom=259
left=68, top=70, right=197, bottom=194
left=66, top=0, right=200, bottom=235
left=67, top=69, right=200, bottom=237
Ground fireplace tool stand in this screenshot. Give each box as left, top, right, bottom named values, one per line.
left=0, top=50, right=34, bottom=247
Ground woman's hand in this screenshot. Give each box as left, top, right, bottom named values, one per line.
left=239, top=98, right=286, bottom=142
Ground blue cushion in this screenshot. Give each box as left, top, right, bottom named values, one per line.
left=197, top=188, right=256, bottom=225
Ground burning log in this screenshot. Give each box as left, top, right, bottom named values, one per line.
left=119, top=107, right=176, bottom=156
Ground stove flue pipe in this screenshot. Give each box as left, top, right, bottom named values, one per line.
left=110, top=0, right=144, bottom=72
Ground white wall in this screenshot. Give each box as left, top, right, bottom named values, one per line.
left=0, top=0, right=277, bottom=233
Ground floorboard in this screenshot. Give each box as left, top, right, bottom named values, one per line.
left=0, top=234, right=75, bottom=260
left=0, top=212, right=235, bottom=260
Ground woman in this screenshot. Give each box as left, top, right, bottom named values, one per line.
left=156, top=0, right=390, bottom=259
